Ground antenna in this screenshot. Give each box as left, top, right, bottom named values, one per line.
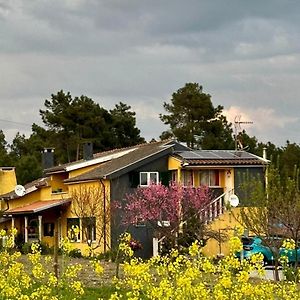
left=234, top=115, right=253, bottom=151
left=14, top=185, right=26, bottom=197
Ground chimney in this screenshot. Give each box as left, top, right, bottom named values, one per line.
left=42, top=148, right=55, bottom=169
left=263, top=147, right=267, bottom=160
left=83, top=142, right=93, bottom=160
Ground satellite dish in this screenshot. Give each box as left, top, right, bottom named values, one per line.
left=15, top=185, right=26, bottom=197
left=229, top=194, right=239, bottom=207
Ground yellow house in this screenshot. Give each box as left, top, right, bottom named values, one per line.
left=0, top=141, right=187, bottom=256
left=168, top=149, right=268, bottom=256
left=0, top=141, right=268, bottom=257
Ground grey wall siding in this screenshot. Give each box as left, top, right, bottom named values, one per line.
left=234, top=167, right=265, bottom=206
left=110, top=156, right=169, bottom=258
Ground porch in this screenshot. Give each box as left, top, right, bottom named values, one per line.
left=2, top=199, right=71, bottom=246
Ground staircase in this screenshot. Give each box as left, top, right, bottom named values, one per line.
left=200, top=188, right=234, bottom=224
left=154, top=188, right=234, bottom=256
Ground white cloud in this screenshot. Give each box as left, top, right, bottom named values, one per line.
left=223, top=106, right=298, bottom=143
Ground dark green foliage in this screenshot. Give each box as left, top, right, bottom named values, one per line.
left=68, top=248, right=82, bottom=258
left=110, top=102, right=145, bottom=148
left=0, top=91, right=144, bottom=185
left=0, top=130, right=11, bottom=166
left=160, top=83, right=234, bottom=149
left=20, top=242, right=32, bottom=254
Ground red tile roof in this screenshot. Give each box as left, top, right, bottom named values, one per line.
left=4, top=199, right=71, bottom=215
left=184, top=158, right=267, bottom=165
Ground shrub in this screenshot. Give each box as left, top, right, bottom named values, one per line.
left=68, top=248, right=82, bottom=258
left=21, top=242, right=32, bottom=254
left=40, top=241, right=53, bottom=255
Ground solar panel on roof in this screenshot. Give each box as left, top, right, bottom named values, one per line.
left=232, top=151, right=256, bottom=159
left=179, top=151, right=202, bottom=159
left=177, top=150, right=259, bottom=160
left=193, top=151, right=220, bottom=159
left=211, top=151, right=236, bottom=159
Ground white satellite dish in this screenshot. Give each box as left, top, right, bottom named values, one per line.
left=14, top=185, right=26, bottom=197
left=229, top=194, right=239, bottom=207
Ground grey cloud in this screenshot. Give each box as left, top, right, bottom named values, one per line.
left=0, top=0, right=300, bottom=145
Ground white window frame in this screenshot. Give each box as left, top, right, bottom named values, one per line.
left=139, top=171, right=159, bottom=187
left=82, top=217, right=97, bottom=243
left=67, top=218, right=81, bottom=243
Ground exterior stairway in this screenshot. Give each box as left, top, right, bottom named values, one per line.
left=154, top=188, right=234, bottom=256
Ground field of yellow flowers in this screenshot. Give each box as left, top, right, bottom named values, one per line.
left=1, top=229, right=300, bottom=300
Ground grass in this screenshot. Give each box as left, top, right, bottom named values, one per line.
left=82, top=286, right=118, bottom=300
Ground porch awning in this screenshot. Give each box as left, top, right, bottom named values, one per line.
left=3, top=199, right=71, bottom=216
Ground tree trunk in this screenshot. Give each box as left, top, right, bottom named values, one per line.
left=273, top=259, right=280, bottom=281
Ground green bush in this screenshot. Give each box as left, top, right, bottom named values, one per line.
left=40, top=241, right=53, bottom=255
left=21, top=242, right=32, bottom=254
left=68, top=248, right=82, bottom=258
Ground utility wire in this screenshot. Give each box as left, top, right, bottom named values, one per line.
left=0, top=118, right=33, bottom=127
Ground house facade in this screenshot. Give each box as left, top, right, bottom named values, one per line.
left=0, top=140, right=268, bottom=257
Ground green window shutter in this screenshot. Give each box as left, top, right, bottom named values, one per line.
left=129, top=171, right=140, bottom=188
left=159, top=171, right=171, bottom=186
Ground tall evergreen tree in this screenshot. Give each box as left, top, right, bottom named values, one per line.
left=0, top=130, right=10, bottom=166
left=160, top=83, right=234, bottom=149
left=110, top=102, right=145, bottom=148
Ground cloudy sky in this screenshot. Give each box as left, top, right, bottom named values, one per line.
left=0, top=0, right=299, bottom=146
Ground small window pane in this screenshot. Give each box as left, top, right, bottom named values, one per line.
left=67, top=218, right=80, bottom=241
left=200, top=171, right=209, bottom=186
left=44, top=223, right=54, bottom=237
left=210, top=170, right=219, bottom=186
left=150, top=172, right=158, bottom=184
left=140, top=173, right=148, bottom=185
left=183, top=171, right=193, bottom=186
left=82, top=217, right=96, bottom=242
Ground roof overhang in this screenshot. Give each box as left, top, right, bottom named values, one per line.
left=3, top=199, right=71, bottom=216
left=66, top=148, right=137, bottom=172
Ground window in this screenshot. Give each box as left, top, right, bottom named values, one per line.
left=43, top=223, right=54, bottom=237
left=139, top=172, right=159, bottom=187
left=199, top=170, right=220, bottom=187
left=171, top=170, right=178, bottom=183
left=28, top=218, right=39, bottom=239
left=82, top=217, right=96, bottom=242
left=67, top=218, right=80, bottom=242
left=182, top=170, right=193, bottom=186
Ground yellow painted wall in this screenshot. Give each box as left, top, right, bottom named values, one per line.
left=202, top=207, right=242, bottom=257
left=50, top=173, right=68, bottom=193
left=69, top=165, right=101, bottom=178
left=0, top=168, right=17, bottom=195
left=61, top=179, right=111, bottom=252
left=168, top=156, right=182, bottom=183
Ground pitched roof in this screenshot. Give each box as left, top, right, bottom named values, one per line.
left=45, top=143, right=158, bottom=174
left=64, top=140, right=179, bottom=183
left=174, top=150, right=268, bottom=166
left=0, top=177, right=49, bottom=200
left=4, top=199, right=71, bottom=215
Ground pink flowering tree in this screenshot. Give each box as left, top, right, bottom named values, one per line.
left=118, top=182, right=213, bottom=249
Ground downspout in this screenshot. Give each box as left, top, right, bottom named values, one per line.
left=99, top=178, right=107, bottom=252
